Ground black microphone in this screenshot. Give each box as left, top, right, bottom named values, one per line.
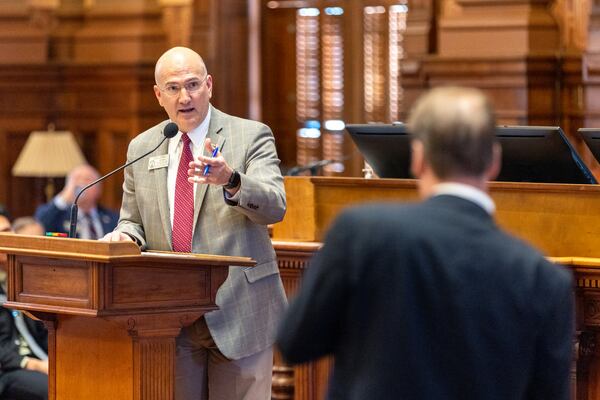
left=68, top=122, right=179, bottom=238
left=287, top=159, right=336, bottom=176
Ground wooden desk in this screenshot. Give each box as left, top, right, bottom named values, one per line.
left=272, top=177, right=600, bottom=400
left=274, top=177, right=600, bottom=257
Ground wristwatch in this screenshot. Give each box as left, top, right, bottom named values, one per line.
left=223, top=170, right=241, bottom=190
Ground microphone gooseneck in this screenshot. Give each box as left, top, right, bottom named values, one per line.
left=68, top=122, right=179, bottom=238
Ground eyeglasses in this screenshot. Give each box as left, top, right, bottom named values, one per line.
left=159, top=75, right=208, bottom=97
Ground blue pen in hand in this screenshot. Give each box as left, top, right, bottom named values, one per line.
left=203, top=146, right=219, bottom=175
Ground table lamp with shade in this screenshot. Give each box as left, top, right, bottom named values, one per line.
left=12, top=126, right=87, bottom=202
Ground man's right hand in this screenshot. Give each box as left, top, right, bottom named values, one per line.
left=100, top=231, right=134, bottom=242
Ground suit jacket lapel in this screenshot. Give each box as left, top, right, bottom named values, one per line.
left=153, top=136, right=173, bottom=250
left=193, top=108, right=227, bottom=229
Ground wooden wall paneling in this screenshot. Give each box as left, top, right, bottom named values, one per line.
left=211, top=0, right=251, bottom=118
left=51, top=1, right=86, bottom=63
left=93, top=128, right=128, bottom=210
left=0, top=1, right=49, bottom=64
left=404, top=0, right=434, bottom=57
left=385, top=0, right=432, bottom=138
left=158, top=0, right=194, bottom=48
left=134, top=63, right=169, bottom=138
left=438, top=0, right=559, bottom=58
left=552, top=0, right=592, bottom=53
left=261, top=1, right=298, bottom=170
left=588, top=0, right=600, bottom=53
left=423, top=0, right=563, bottom=130
left=343, top=0, right=367, bottom=177
left=422, top=56, right=560, bottom=126
left=71, top=0, right=166, bottom=64
left=190, top=0, right=216, bottom=66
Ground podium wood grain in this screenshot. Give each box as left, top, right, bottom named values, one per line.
left=0, top=234, right=253, bottom=400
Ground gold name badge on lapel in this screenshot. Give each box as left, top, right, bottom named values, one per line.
left=148, top=154, right=169, bottom=170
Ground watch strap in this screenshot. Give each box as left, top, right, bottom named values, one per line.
left=223, top=170, right=240, bottom=189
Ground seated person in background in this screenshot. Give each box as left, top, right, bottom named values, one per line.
left=0, top=211, right=48, bottom=400
left=0, top=206, right=11, bottom=271
left=277, top=86, right=574, bottom=400
left=12, top=217, right=44, bottom=236
left=0, top=293, right=48, bottom=400
left=34, top=164, right=119, bottom=239
left=0, top=206, right=11, bottom=233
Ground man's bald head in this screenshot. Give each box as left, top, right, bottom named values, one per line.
left=153, top=46, right=213, bottom=133
left=154, top=47, right=207, bottom=85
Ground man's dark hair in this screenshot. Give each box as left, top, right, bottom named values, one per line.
left=407, top=86, right=497, bottom=179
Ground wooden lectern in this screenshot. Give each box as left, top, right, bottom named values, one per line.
left=0, top=233, right=254, bottom=400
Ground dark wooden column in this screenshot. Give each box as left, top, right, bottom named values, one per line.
left=561, top=1, right=600, bottom=179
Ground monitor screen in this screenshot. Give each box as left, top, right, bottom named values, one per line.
left=347, top=124, right=595, bottom=183
left=346, top=123, right=412, bottom=179
left=495, top=125, right=596, bottom=184
left=578, top=128, right=600, bottom=164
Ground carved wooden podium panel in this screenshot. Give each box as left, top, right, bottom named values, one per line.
left=0, top=233, right=254, bottom=400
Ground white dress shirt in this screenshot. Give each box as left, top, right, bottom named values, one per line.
left=431, top=182, right=496, bottom=215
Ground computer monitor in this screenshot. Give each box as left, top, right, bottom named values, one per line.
left=495, top=125, right=596, bottom=184
left=346, top=123, right=412, bottom=179
left=578, top=128, right=600, bottom=164
left=347, top=124, right=595, bottom=183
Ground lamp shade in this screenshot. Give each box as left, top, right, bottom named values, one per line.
left=12, top=130, right=87, bottom=177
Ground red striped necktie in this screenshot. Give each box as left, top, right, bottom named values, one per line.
left=172, top=133, right=194, bottom=252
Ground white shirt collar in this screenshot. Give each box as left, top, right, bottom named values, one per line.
left=431, top=182, right=496, bottom=215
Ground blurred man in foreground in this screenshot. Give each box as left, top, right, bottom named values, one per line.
left=277, top=87, right=574, bottom=400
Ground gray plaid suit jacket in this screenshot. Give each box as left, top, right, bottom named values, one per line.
left=116, top=106, right=287, bottom=360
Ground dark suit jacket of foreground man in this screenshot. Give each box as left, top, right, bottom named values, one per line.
left=277, top=195, right=574, bottom=400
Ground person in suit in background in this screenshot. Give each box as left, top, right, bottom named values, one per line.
left=0, top=208, right=48, bottom=400
left=34, top=164, right=119, bottom=239
left=277, top=86, right=574, bottom=400
left=0, top=206, right=12, bottom=232
left=103, top=46, right=287, bottom=400
left=0, top=207, right=10, bottom=271
left=12, top=217, right=44, bottom=236
left=0, top=295, right=48, bottom=400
